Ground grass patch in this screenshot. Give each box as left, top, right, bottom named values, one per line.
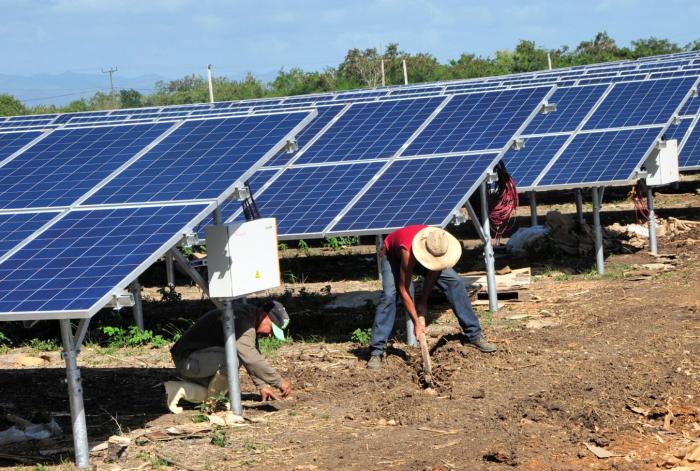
left=100, top=325, right=168, bottom=348
left=258, top=337, right=290, bottom=357
left=27, top=338, right=61, bottom=352
left=350, top=327, right=371, bottom=345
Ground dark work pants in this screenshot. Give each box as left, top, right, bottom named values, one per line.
left=369, top=254, right=482, bottom=357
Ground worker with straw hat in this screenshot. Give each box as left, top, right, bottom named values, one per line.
left=367, top=225, right=496, bottom=370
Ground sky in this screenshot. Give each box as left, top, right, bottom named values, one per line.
left=2, top=0, right=700, bottom=101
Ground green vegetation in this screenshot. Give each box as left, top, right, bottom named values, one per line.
left=323, top=236, right=360, bottom=251
left=350, top=327, right=372, bottom=345
left=100, top=325, right=167, bottom=348
left=210, top=427, right=229, bottom=447
left=27, top=338, right=61, bottom=352
left=297, top=239, right=311, bottom=256
left=258, top=336, right=290, bottom=357
left=157, top=285, right=182, bottom=303
left=4, top=33, right=699, bottom=116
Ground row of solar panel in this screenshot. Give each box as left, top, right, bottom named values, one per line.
left=1, top=50, right=699, bottom=130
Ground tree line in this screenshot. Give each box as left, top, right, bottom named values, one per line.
left=2, top=32, right=699, bottom=116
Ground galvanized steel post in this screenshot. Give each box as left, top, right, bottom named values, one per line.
left=529, top=191, right=538, bottom=226
left=647, top=187, right=658, bottom=254
left=575, top=189, right=584, bottom=224
left=592, top=188, right=605, bottom=275
left=222, top=300, right=243, bottom=415
left=130, top=279, right=144, bottom=330
left=480, top=181, right=498, bottom=312
left=60, top=320, right=90, bottom=469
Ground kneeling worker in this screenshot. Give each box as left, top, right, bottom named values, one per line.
left=166, top=301, right=292, bottom=413
left=368, top=225, right=497, bottom=370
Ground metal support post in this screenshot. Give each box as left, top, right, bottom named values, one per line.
left=647, top=187, right=658, bottom=254
left=592, top=188, right=605, bottom=275
left=129, top=279, right=144, bottom=330
left=529, top=191, right=538, bottom=226
left=165, top=251, right=175, bottom=287
left=169, top=249, right=223, bottom=310
left=213, top=207, right=222, bottom=225
left=375, top=235, right=383, bottom=281
left=480, top=182, right=498, bottom=312
left=575, top=189, right=584, bottom=224
left=59, top=319, right=90, bottom=469
left=222, top=300, right=243, bottom=415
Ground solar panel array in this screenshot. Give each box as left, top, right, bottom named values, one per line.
left=0, top=111, right=314, bottom=320
left=1, top=50, right=700, bottom=320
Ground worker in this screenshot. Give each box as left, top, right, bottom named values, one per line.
left=165, top=301, right=292, bottom=413
left=367, top=225, right=497, bottom=370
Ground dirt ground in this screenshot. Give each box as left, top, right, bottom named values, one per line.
left=1, top=182, right=699, bottom=470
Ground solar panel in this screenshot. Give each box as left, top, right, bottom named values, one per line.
left=263, top=105, right=345, bottom=167
left=502, top=135, right=570, bottom=188
left=85, top=112, right=313, bottom=205
left=583, top=77, right=697, bottom=129
left=0, top=212, right=58, bottom=257
left=403, top=87, right=552, bottom=156
left=679, top=94, right=700, bottom=116
left=679, top=119, right=700, bottom=169
left=0, top=123, right=172, bottom=210
left=537, top=127, right=662, bottom=188
left=327, top=154, right=499, bottom=234
left=237, top=162, right=385, bottom=238
left=523, top=85, right=607, bottom=135
left=0, top=131, right=43, bottom=162
left=0, top=204, right=209, bottom=318
left=663, top=118, right=694, bottom=143
left=294, top=97, right=444, bottom=164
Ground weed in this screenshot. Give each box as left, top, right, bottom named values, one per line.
left=0, top=331, right=10, bottom=354
left=297, top=239, right=311, bottom=256
left=192, top=413, right=208, bottom=423
left=278, top=242, right=289, bottom=253
left=210, top=428, right=228, bottom=447
left=157, top=285, right=182, bottom=303
left=583, top=268, right=600, bottom=279
left=350, top=327, right=372, bottom=345
left=478, top=309, right=494, bottom=326
left=180, top=246, right=194, bottom=257
left=100, top=325, right=167, bottom=348
left=27, top=338, right=60, bottom=352
left=283, top=270, right=299, bottom=284
left=258, top=337, right=290, bottom=357
left=323, top=236, right=360, bottom=251
left=243, top=439, right=267, bottom=451
left=196, top=392, right=229, bottom=414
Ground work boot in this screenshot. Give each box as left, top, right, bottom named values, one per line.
left=164, top=380, right=208, bottom=414
left=465, top=335, right=498, bottom=353
left=366, top=355, right=383, bottom=370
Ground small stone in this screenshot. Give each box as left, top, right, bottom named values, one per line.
left=471, top=388, right=486, bottom=399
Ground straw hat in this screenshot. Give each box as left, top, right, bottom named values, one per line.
left=412, top=227, right=462, bottom=271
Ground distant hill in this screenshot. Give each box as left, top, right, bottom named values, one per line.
left=0, top=72, right=166, bottom=106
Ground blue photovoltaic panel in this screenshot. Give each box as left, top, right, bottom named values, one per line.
left=239, top=162, right=384, bottom=236
left=264, top=105, right=344, bottom=167
left=0, top=212, right=58, bottom=257
left=6, top=114, right=58, bottom=122
left=680, top=96, right=700, bottom=116
left=85, top=112, right=310, bottom=205
left=523, top=85, right=607, bottom=135
left=403, top=87, right=551, bottom=156
left=295, top=97, right=444, bottom=165
left=502, top=135, right=570, bottom=188
left=0, top=131, right=43, bottom=161
left=680, top=123, right=700, bottom=168
left=538, top=127, right=661, bottom=187
left=0, top=204, right=207, bottom=316
left=583, top=78, right=696, bottom=130
left=390, top=86, right=444, bottom=96
left=329, top=154, right=496, bottom=232
left=0, top=120, right=53, bottom=129
left=0, top=123, right=172, bottom=210
left=663, top=118, right=693, bottom=143
left=334, top=90, right=387, bottom=101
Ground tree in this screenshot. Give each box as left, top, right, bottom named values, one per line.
left=571, top=32, right=626, bottom=64
left=119, top=89, right=144, bottom=108
left=338, top=47, right=382, bottom=88
left=511, top=40, right=550, bottom=73
left=631, top=37, right=681, bottom=58
left=0, top=94, right=26, bottom=116
left=685, top=39, right=700, bottom=51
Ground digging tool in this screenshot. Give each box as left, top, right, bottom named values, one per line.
left=416, top=317, right=434, bottom=387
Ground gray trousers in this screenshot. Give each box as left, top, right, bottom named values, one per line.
left=174, top=347, right=226, bottom=386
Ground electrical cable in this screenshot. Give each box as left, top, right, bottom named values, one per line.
left=629, top=181, right=649, bottom=222
left=241, top=180, right=261, bottom=221
left=488, top=161, right=519, bottom=242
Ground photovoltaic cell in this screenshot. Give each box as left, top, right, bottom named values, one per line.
left=295, top=97, right=444, bottom=164
left=85, top=112, right=310, bottom=205
left=679, top=122, right=700, bottom=168
left=680, top=96, right=700, bottom=116
left=238, top=162, right=384, bottom=236
left=663, top=118, right=693, bottom=143
left=403, top=87, right=551, bottom=156
left=0, top=123, right=172, bottom=210
left=329, top=154, right=497, bottom=233
left=523, top=85, right=607, bottom=135
left=583, top=78, right=696, bottom=129
left=263, top=105, right=345, bottom=167
left=501, top=135, right=571, bottom=188
left=0, top=204, right=207, bottom=316
left=0, top=212, right=58, bottom=257
left=538, top=128, right=662, bottom=187
left=0, top=131, right=43, bottom=161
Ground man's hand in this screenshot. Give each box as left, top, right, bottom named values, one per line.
left=260, top=386, right=281, bottom=401
left=414, top=319, right=425, bottom=339
left=280, top=378, right=292, bottom=397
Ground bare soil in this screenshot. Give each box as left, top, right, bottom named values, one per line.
left=1, top=183, right=699, bottom=470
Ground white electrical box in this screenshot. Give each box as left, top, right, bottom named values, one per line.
left=205, top=218, right=281, bottom=299
left=644, top=139, right=679, bottom=186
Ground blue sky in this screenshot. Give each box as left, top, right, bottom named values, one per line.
left=2, top=0, right=700, bottom=85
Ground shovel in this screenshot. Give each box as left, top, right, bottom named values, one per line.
left=416, top=317, right=433, bottom=387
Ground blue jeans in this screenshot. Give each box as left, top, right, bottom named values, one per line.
left=369, top=255, right=482, bottom=357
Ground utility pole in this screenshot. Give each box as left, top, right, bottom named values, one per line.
left=207, top=64, right=215, bottom=103
left=547, top=52, right=553, bottom=70
left=402, top=59, right=408, bottom=85
left=101, top=67, right=118, bottom=107
left=380, top=60, right=386, bottom=87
